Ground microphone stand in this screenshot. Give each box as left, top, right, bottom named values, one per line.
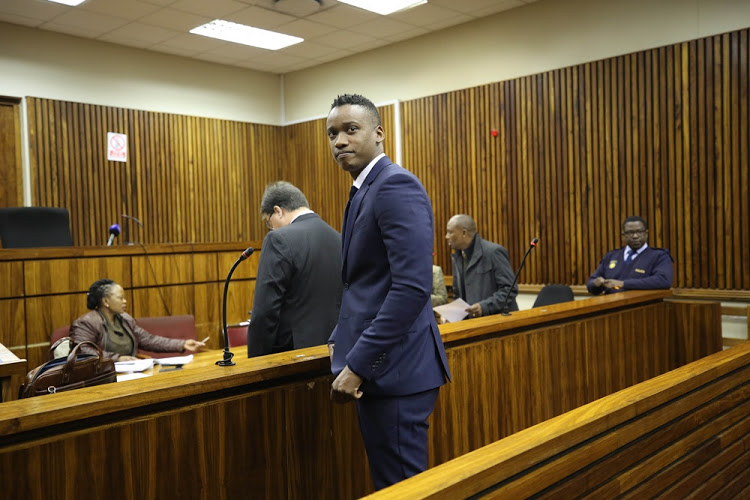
left=121, top=214, right=144, bottom=245
left=217, top=247, right=254, bottom=367
left=500, top=238, right=539, bottom=316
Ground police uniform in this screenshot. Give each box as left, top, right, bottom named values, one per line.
left=586, top=244, right=674, bottom=294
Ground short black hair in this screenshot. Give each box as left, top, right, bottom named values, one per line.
left=87, top=278, right=115, bottom=310
left=260, top=181, right=309, bottom=215
left=622, top=215, right=648, bottom=231
left=330, top=94, right=382, bottom=127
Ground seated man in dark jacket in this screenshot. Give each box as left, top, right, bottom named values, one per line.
left=587, top=215, right=674, bottom=295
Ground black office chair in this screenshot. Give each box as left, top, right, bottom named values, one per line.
left=0, top=207, right=74, bottom=248
left=532, top=284, right=575, bottom=308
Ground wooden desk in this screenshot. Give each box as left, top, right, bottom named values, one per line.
left=0, top=291, right=721, bottom=499
left=0, top=241, right=261, bottom=384
left=0, top=343, right=26, bottom=402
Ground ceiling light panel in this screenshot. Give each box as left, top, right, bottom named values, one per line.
left=190, top=19, right=303, bottom=50
left=338, top=0, right=428, bottom=16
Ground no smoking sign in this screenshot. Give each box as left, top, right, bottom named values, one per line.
left=107, top=132, right=128, bottom=162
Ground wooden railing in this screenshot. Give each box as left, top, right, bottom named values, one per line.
left=0, top=291, right=721, bottom=499
left=367, top=339, right=750, bottom=499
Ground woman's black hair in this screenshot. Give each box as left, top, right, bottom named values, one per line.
left=86, top=278, right=115, bottom=310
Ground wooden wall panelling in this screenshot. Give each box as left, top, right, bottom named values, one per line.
left=23, top=256, right=131, bottom=296
left=24, top=294, right=82, bottom=369
left=192, top=251, right=218, bottom=284
left=0, top=390, right=290, bottom=500
left=667, top=300, right=723, bottom=367
left=0, top=298, right=26, bottom=352
left=285, top=375, right=370, bottom=498
left=0, top=96, right=23, bottom=208
left=26, top=98, right=286, bottom=246
left=428, top=301, right=685, bottom=468
left=0, top=261, right=23, bottom=298
left=193, top=282, right=221, bottom=346
left=128, top=284, right=193, bottom=319
left=24, top=29, right=750, bottom=290
left=130, top=253, right=192, bottom=287
left=402, top=29, right=750, bottom=289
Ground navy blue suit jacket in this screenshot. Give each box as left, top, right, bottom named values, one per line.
left=329, top=156, right=450, bottom=396
left=587, top=245, right=674, bottom=294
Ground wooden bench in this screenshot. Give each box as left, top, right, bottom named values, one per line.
left=367, top=340, right=750, bottom=499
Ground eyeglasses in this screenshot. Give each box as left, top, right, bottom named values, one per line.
left=264, top=211, right=281, bottom=230
left=623, top=230, right=647, bottom=236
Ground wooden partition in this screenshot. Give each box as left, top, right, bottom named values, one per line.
left=370, top=340, right=750, bottom=499
left=0, top=242, right=261, bottom=381
left=0, top=291, right=721, bottom=499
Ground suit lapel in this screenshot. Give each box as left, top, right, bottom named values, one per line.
left=341, top=156, right=392, bottom=278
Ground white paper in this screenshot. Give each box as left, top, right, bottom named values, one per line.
left=117, top=372, right=150, bottom=382
left=433, top=298, right=471, bottom=323
left=155, top=354, right=193, bottom=366
left=115, top=358, right=154, bottom=373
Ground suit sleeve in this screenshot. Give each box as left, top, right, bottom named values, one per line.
left=479, top=245, right=516, bottom=315
left=346, top=173, right=434, bottom=379
left=622, top=250, right=674, bottom=290
left=248, top=231, right=293, bottom=357
left=586, top=254, right=609, bottom=295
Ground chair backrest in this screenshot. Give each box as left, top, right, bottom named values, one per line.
left=0, top=207, right=74, bottom=248
left=532, top=284, right=575, bottom=308
left=136, top=315, right=196, bottom=359
left=227, top=324, right=249, bottom=348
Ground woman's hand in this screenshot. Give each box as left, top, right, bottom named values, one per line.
left=118, top=355, right=139, bottom=361
left=182, top=339, right=206, bottom=353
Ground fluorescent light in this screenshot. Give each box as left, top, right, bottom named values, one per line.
left=190, top=20, right=303, bottom=51
left=46, top=0, right=87, bottom=5
left=338, top=0, right=427, bottom=15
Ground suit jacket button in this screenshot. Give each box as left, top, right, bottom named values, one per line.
left=343, top=282, right=349, bottom=290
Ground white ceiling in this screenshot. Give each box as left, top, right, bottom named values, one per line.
left=0, top=0, right=539, bottom=74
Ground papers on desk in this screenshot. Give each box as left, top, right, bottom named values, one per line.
left=155, top=354, right=193, bottom=366
left=114, top=355, right=194, bottom=376
left=433, top=298, right=471, bottom=323
left=117, top=372, right=150, bottom=382
left=115, top=358, right=154, bottom=373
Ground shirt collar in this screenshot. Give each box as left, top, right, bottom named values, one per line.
left=352, top=153, right=386, bottom=189
left=625, top=243, right=648, bottom=260
left=290, top=209, right=314, bottom=224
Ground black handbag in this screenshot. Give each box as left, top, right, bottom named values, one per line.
left=18, top=339, right=116, bottom=398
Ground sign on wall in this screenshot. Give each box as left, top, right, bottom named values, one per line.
left=107, top=132, right=128, bottom=162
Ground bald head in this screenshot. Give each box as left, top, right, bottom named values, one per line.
left=446, top=214, right=477, bottom=251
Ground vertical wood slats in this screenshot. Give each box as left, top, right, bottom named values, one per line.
left=405, top=29, right=750, bottom=290
left=23, top=28, right=750, bottom=290
left=26, top=101, right=286, bottom=247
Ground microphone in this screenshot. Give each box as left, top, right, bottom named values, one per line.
left=500, top=237, right=539, bottom=316
left=106, top=223, right=121, bottom=246
left=217, top=247, right=255, bottom=367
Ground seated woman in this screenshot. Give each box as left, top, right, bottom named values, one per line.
left=70, top=278, right=204, bottom=361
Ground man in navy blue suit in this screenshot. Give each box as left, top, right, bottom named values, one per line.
left=587, top=215, right=674, bottom=294
left=326, top=94, right=451, bottom=490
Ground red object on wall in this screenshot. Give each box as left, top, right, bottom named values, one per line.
left=491, top=129, right=498, bottom=137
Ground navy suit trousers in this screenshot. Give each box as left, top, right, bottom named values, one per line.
left=356, top=388, right=440, bottom=490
